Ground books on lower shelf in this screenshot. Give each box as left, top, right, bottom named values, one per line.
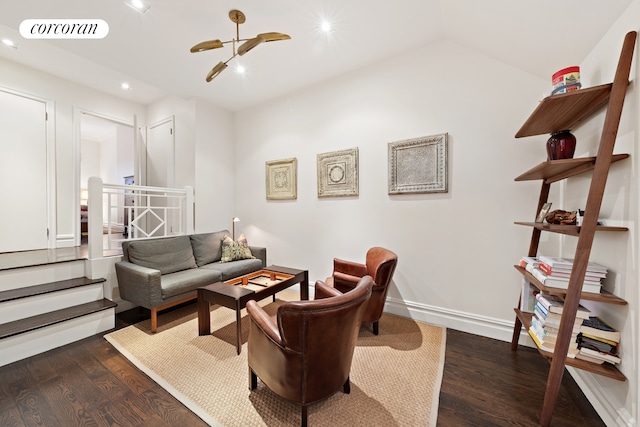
left=580, top=316, right=621, bottom=342
left=528, top=294, right=583, bottom=357
left=577, top=317, right=621, bottom=365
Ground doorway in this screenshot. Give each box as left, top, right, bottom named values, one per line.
left=79, top=113, right=135, bottom=244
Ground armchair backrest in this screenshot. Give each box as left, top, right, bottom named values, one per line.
left=277, top=276, right=373, bottom=402
left=365, top=247, right=398, bottom=288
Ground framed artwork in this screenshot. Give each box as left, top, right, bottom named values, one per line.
left=265, top=157, right=297, bottom=200
left=317, top=148, right=359, bottom=197
left=388, top=133, right=448, bottom=194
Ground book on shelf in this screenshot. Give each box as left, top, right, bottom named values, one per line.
left=575, top=352, right=605, bottom=365
left=580, top=316, right=621, bottom=342
left=538, top=256, right=609, bottom=274
left=578, top=347, right=621, bottom=364
left=530, top=268, right=602, bottom=293
left=577, top=334, right=619, bottom=355
left=528, top=328, right=579, bottom=357
left=532, top=317, right=582, bottom=335
left=538, top=263, right=607, bottom=279
left=535, top=293, right=590, bottom=318
left=534, top=306, right=582, bottom=329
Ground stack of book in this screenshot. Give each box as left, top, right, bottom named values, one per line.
left=528, top=293, right=590, bottom=357
left=577, top=317, right=621, bottom=365
left=530, top=256, right=608, bottom=293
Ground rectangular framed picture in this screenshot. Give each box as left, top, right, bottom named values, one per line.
left=536, top=202, right=552, bottom=223
left=317, top=148, right=359, bottom=198
left=265, top=158, right=297, bottom=200
left=388, top=133, right=448, bottom=194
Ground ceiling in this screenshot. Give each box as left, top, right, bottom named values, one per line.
left=0, top=0, right=633, bottom=112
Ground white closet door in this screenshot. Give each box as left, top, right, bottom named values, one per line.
left=0, top=90, right=48, bottom=252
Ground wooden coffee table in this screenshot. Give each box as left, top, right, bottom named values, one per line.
left=197, top=265, right=309, bottom=354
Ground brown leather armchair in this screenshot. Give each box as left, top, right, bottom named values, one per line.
left=325, top=247, right=398, bottom=335
left=246, top=276, right=373, bottom=427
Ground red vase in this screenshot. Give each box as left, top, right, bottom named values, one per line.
left=546, top=130, right=576, bottom=160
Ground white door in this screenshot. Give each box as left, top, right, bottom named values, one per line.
left=146, top=117, right=174, bottom=235
left=0, top=90, right=49, bottom=252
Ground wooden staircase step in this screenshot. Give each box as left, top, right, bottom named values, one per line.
left=0, top=277, right=106, bottom=304
left=0, top=299, right=117, bottom=340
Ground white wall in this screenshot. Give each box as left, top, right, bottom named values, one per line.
left=234, top=39, right=548, bottom=330
left=194, top=98, right=235, bottom=233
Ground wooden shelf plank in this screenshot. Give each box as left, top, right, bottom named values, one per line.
left=515, top=83, right=613, bottom=138
left=513, top=309, right=626, bottom=381
left=514, top=221, right=628, bottom=237
left=514, top=265, right=628, bottom=305
left=515, top=154, right=629, bottom=183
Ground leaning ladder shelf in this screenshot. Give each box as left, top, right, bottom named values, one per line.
left=510, top=31, right=636, bottom=427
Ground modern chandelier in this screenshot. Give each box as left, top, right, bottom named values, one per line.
left=190, top=9, right=291, bottom=82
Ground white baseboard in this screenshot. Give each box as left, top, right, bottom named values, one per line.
left=568, top=367, right=636, bottom=427
left=56, top=234, right=76, bottom=247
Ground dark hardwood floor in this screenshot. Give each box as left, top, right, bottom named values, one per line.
left=0, top=305, right=605, bottom=426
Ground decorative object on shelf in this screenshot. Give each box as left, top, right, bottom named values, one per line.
left=189, top=9, right=291, bottom=82
left=544, top=209, right=577, bottom=225
left=388, top=133, right=448, bottom=194
left=535, top=202, right=552, bottom=223
left=266, top=158, right=297, bottom=200
left=551, top=66, right=581, bottom=95
left=317, top=148, right=359, bottom=197
left=546, top=130, right=576, bottom=160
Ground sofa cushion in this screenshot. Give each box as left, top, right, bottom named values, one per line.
left=221, top=234, right=255, bottom=263
left=127, top=236, right=197, bottom=275
left=190, top=231, right=228, bottom=267
left=201, top=258, right=264, bottom=281
left=160, top=268, right=222, bottom=299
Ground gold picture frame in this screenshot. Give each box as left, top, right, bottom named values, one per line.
left=317, top=148, right=359, bottom=198
left=265, top=157, right=297, bottom=200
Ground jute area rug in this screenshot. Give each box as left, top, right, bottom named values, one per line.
left=104, top=291, right=446, bottom=426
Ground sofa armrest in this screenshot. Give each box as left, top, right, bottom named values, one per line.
left=115, top=261, right=163, bottom=309
left=333, top=258, right=367, bottom=278
left=249, top=246, right=267, bottom=268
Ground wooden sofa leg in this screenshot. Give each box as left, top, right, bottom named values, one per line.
left=151, top=308, right=158, bottom=333
left=373, top=320, right=379, bottom=335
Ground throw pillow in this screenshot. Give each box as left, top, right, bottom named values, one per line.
left=220, top=234, right=255, bottom=262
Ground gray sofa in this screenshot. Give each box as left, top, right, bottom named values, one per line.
left=115, top=230, right=266, bottom=332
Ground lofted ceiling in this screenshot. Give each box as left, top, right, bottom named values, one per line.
left=0, top=0, right=633, bottom=112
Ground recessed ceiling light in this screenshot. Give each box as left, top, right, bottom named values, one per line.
left=125, top=0, right=150, bottom=14
left=2, top=38, right=17, bottom=49
left=236, top=65, right=246, bottom=74
left=121, top=82, right=131, bottom=90
left=320, top=21, right=332, bottom=33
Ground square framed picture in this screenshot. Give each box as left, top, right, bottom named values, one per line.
left=265, top=158, right=297, bottom=200
left=317, top=148, right=359, bottom=198
left=536, top=202, right=552, bottom=223
left=388, top=133, right=448, bottom=194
